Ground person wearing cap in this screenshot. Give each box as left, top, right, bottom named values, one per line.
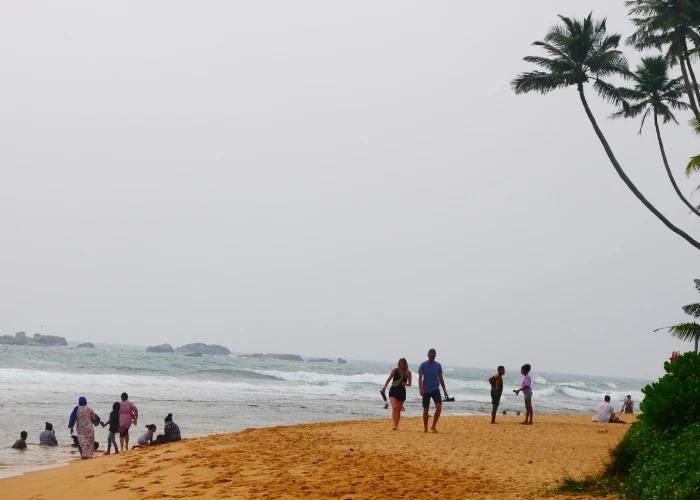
left=418, top=348, right=449, bottom=433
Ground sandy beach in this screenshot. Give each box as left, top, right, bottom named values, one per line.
left=2, top=414, right=633, bottom=499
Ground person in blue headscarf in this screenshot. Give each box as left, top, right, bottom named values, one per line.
left=68, top=397, right=100, bottom=459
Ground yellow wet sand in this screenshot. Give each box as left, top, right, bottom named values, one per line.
left=3, top=414, right=633, bottom=499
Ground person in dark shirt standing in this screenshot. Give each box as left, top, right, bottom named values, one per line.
left=418, top=348, right=449, bottom=433
left=489, top=366, right=506, bottom=424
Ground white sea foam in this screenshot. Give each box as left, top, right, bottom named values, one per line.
left=534, top=376, right=547, bottom=384
left=246, top=369, right=385, bottom=385
left=535, top=386, right=556, bottom=397
left=606, top=382, right=618, bottom=389
left=556, top=381, right=586, bottom=388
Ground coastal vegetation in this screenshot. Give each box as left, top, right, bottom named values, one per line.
left=514, top=1, right=700, bottom=497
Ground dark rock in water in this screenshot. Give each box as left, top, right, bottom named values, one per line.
left=77, top=343, right=95, bottom=349
left=176, top=343, right=231, bottom=356
left=239, top=353, right=264, bottom=358
left=337, top=358, right=347, bottom=364
left=146, top=344, right=174, bottom=353
left=263, top=353, right=304, bottom=362
left=185, top=352, right=202, bottom=357
left=32, top=334, right=68, bottom=346
left=307, top=358, right=334, bottom=363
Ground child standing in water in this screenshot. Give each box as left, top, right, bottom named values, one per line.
left=101, top=402, right=121, bottom=455
left=513, top=364, right=533, bottom=425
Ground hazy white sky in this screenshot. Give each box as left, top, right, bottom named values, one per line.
left=1, top=1, right=699, bottom=380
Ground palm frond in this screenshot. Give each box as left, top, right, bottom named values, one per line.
left=683, top=302, right=700, bottom=319
left=686, top=154, right=700, bottom=177
left=666, top=322, right=700, bottom=342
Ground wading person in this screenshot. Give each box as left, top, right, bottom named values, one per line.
left=418, top=348, right=449, bottom=433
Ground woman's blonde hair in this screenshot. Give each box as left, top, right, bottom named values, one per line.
left=397, top=358, right=409, bottom=377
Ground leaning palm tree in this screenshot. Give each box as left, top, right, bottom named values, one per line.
left=512, top=14, right=700, bottom=251
left=655, top=279, right=700, bottom=353
left=611, top=56, right=700, bottom=217
left=626, top=0, right=700, bottom=118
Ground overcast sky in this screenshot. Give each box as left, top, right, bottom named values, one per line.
left=2, top=1, right=699, bottom=380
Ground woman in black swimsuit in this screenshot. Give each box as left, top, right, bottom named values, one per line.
left=381, top=358, right=412, bottom=430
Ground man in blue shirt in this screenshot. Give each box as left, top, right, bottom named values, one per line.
left=418, top=348, right=449, bottom=433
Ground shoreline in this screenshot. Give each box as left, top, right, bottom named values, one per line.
left=3, top=414, right=634, bottom=499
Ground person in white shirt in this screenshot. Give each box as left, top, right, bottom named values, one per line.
left=596, top=395, right=619, bottom=423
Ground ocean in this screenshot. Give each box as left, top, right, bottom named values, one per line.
left=0, top=344, right=650, bottom=478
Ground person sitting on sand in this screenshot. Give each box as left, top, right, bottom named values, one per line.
left=489, top=366, right=505, bottom=424
left=154, top=414, right=181, bottom=445
left=513, top=364, right=533, bottom=425
left=100, top=402, right=121, bottom=455
left=133, top=425, right=157, bottom=449
left=621, top=395, right=634, bottom=414
left=381, top=358, right=412, bottom=431
left=596, top=395, right=619, bottom=423
left=39, top=423, right=58, bottom=446
left=12, top=431, right=28, bottom=449
left=118, top=392, right=138, bottom=452
left=418, top=348, right=449, bottom=433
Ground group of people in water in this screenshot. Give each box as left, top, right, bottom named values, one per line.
left=11, top=392, right=182, bottom=458
left=380, top=348, right=537, bottom=431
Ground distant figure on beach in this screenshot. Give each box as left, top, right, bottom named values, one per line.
left=133, top=424, right=157, bottom=449
left=418, top=348, right=449, bottom=433
left=12, top=431, right=27, bottom=449
left=100, top=402, right=121, bottom=455
left=68, top=396, right=101, bottom=459
left=118, top=392, right=138, bottom=451
left=621, top=395, right=634, bottom=414
left=39, top=423, right=58, bottom=446
left=381, top=358, right=412, bottom=430
left=154, top=414, right=181, bottom=445
left=513, top=364, right=533, bottom=425
left=597, top=395, right=620, bottom=423
left=489, top=366, right=505, bottom=424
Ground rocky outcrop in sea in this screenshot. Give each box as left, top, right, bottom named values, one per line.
left=262, top=354, right=304, bottom=362
left=0, top=332, right=68, bottom=347
left=175, top=343, right=231, bottom=356
left=146, top=344, right=174, bottom=353
left=77, top=343, right=95, bottom=348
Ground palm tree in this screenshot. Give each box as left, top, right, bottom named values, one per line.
left=626, top=0, right=700, bottom=118
left=655, top=279, right=700, bottom=353
left=611, top=56, right=700, bottom=217
left=512, top=14, right=700, bottom=251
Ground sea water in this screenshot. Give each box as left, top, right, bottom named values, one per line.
left=0, top=344, right=650, bottom=478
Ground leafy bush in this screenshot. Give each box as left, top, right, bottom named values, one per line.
left=604, top=421, right=653, bottom=477
left=621, top=422, right=700, bottom=499
left=639, top=351, right=700, bottom=431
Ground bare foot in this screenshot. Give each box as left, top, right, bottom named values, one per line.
left=491, top=421, right=497, bottom=424
left=521, top=421, right=529, bottom=425
left=431, top=428, right=438, bottom=433
left=104, top=451, right=111, bottom=455
left=392, top=427, right=396, bottom=431
left=424, top=428, right=428, bottom=433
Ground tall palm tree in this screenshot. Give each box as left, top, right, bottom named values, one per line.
left=611, top=56, right=700, bottom=217
left=512, top=14, right=700, bottom=251
left=626, top=0, right=700, bottom=118
left=655, top=279, right=700, bottom=353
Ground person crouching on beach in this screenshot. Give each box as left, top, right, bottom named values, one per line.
left=513, top=364, right=533, bottom=425
left=419, top=348, right=449, bottom=433
left=12, top=431, right=27, bottom=449
left=132, top=425, right=157, bottom=449
left=489, top=366, right=505, bottom=424
left=101, top=402, right=121, bottom=455
left=154, top=414, right=181, bottom=445
left=381, top=358, right=412, bottom=430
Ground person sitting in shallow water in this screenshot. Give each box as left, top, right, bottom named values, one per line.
left=40, top=422, right=58, bottom=446
left=12, top=431, right=28, bottom=449
left=71, top=435, right=99, bottom=452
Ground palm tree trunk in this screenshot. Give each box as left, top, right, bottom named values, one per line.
left=695, top=336, right=698, bottom=354
left=577, top=84, right=700, bottom=251
left=678, top=33, right=700, bottom=119
left=654, top=111, right=700, bottom=218
left=681, top=38, right=700, bottom=106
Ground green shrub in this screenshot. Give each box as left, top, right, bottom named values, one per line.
left=622, top=422, right=700, bottom=499
left=605, top=421, right=653, bottom=477
left=639, top=351, right=700, bottom=431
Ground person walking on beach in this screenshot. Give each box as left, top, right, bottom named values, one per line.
left=621, top=395, right=634, bottom=414
left=118, top=392, right=138, bottom=451
left=597, top=395, right=620, bottom=423
left=489, top=366, right=505, bottom=424
left=513, top=364, right=533, bottom=425
left=68, top=396, right=101, bottom=459
left=381, top=358, right=412, bottom=430
left=39, top=422, right=58, bottom=446
left=101, top=402, right=121, bottom=455
left=418, top=348, right=449, bottom=433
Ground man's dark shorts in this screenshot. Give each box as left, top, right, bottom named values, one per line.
left=491, top=391, right=502, bottom=405
left=119, top=430, right=129, bottom=438
left=422, top=390, right=442, bottom=408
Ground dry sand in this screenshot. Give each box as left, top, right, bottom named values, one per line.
left=3, top=414, right=634, bottom=499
